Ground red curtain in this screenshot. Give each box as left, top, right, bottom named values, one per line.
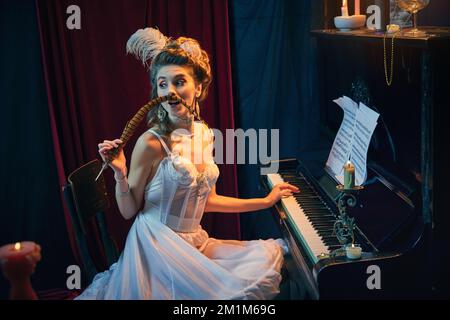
left=36, top=0, right=239, bottom=268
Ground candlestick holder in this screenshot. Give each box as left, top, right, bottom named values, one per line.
left=334, top=15, right=367, bottom=32
left=330, top=185, right=364, bottom=258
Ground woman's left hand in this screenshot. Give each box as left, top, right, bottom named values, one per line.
left=265, top=183, right=300, bottom=207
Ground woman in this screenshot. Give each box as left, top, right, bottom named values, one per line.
left=76, top=28, right=299, bottom=300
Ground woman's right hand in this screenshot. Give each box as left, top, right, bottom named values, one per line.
left=98, top=139, right=127, bottom=175
left=265, top=182, right=300, bottom=207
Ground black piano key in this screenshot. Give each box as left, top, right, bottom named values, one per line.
left=311, top=225, right=336, bottom=231
left=303, top=210, right=334, bottom=216
left=294, top=198, right=324, bottom=203
left=320, top=234, right=340, bottom=242
left=302, top=209, right=331, bottom=215
left=311, top=223, right=335, bottom=229
left=303, top=209, right=330, bottom=214
left=320, top=234, right=339, bottom=240
left=312, top=225, right=336, bottom=232
left=302, top=208, right=330, bottom=213
left=321, top=238, right=338, bottom=246
left=301, top=198, right=326, bottom=202
left=306, top=216, right=335, bottom=221
left=302, top=207, right=331, bottom=211
left=321, top=234, right=337, bottom=241
left=317, top=234, right=336, bottom=240
left=293, top=195, right=323, bottom=200
left=311, top=223, right=336, bottom=230
left=305, top=212, right=335, bottom=218
left=327, top=245, right=344, bottom=251
left=297, top=198, right=319, bottom=202
left=296, top=204, right=328, bottom=209
left=312, top=224, right=336, bottom=230
left=304, top=213, right=334, bottom=219
left=295, top=198, right=322, bottom=203
left=315, top=228, right=336, bottom=235
left=320, top=236, right=338, bottom=244
left=295, top=194, right=317, bottom=199
left=323, top=242, right=341, bottom=248
left=305, top=215, right=335, bottom=221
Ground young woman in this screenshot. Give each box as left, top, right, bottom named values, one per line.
left=76, top=28, right=299, bottom=300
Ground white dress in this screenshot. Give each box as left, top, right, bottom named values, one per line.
left=76, top=121, right=288, bottom=300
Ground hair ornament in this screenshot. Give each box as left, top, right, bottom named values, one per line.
left=179, top=38, right=203, bottom=61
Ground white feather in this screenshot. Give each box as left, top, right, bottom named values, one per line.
left=126, top=28, right=168, bottom=67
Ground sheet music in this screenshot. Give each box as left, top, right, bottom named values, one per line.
left=351, top=102, right=379, bottom=185
left=326, top=96, right=358, bottom=180
left=326, top=96, right=379, bottom=185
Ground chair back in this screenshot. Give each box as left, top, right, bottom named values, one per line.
left=63, top=159, right=119, bottom=283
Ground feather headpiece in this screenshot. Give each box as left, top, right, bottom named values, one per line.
left=126, top=27, right=168, bottom=67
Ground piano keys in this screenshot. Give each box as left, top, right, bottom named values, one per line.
left=266, top=172, right=337, bottom=264
left=261, top=158, right=429, bottom=299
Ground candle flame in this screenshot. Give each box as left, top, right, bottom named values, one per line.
left=342, top=0, right=347, bottom=7
left=14, top=242, right=21, bottom=250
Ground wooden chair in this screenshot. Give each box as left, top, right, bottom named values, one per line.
left=63, top=159, right=119, bottom=284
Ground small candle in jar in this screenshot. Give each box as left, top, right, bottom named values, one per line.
left=344, top=161, right=355, bottom=189
left=346, top=243, right=362, bottom=259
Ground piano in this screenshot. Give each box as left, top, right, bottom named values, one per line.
left=262, top=158, right=428, bottom=299
left=258, top=28, right=450, bottom=299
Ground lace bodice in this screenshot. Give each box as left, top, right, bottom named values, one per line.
left=142, top=122, right=219, bottom=233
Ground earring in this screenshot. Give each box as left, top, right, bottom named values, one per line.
left=195, top=99, right=200, bottom=118
left=157, top=107, right=167, bottom=122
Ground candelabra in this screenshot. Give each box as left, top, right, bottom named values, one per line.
left=330, top=185, right=364, bottom=259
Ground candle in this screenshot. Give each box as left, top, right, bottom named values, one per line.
left=346, top=243, right=362, bottom=259
left=343, top=161, right=355, bottom=189
left=341, top=0, right=349, bottom=16
left=354, top=0, right=360, bottom=15
left=0, top=241, right=41, bottom=299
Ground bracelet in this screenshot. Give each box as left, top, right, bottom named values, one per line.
left=116, top=183, right=131, bottom=197
left=115, top=174, right=127, bottom=183
left=114, top=167, right=128, bottom=182
left=114, top=170, right=127, bottom=182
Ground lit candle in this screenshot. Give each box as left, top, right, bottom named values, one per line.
left=346, top=243, right=362, bottom=259
left=0, top=241, right=41, bottom=299
left=341, top=0, right=349, bottom=17
left=354, top=0, right=360, bottom=15
left=343, top=161, right=355, bottom=189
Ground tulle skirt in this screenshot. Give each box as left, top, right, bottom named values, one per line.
left=75, top=212, right=287, bottom=300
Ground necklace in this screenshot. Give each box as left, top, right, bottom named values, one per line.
left=383, top=30, right=400, bottom=86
